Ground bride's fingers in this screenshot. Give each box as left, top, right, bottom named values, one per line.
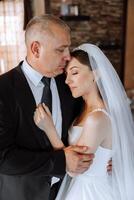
left=35, top=105, right=44, bottom=119
left=34, top=109, right=40, bottom=124
left=42, top=103, right=51, bottom=116
left=34, top=108, right=38, bottom=120
left=38, top=104, right=48, bottom=119
left=33, top=112, right=37, bottom=122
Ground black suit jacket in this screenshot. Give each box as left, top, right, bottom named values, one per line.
left=0, top=62, right=82, bottom=200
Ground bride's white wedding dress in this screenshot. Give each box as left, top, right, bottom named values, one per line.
left=56, top=109, right=113, bottom=200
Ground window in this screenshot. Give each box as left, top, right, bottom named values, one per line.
left=0, top=0, right=26, bottom=74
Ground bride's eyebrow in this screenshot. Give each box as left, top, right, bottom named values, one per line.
left=69, top=66, right=79, bottom=70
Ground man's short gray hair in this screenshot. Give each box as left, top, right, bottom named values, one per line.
left=25, top=14, right=70, bottom=45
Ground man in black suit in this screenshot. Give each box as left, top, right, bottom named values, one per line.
left=0, top=15, right=93, bottom=200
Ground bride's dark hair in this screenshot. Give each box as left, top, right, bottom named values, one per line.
left=71, top=49, right=103, bottom=100
left=70, top=50, right=92, bottom=70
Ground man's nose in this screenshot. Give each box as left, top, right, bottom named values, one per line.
left=64, top=48, right=71, bottom=61
left=65, top=76, right=68, bottom=84
left=65, top=75, right=71, bottom=85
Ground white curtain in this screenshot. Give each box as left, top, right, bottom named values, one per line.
left=0, top=0, right=26, bottom=74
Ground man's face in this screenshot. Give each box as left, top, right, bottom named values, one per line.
left=38, top=25, right=71, bottom=77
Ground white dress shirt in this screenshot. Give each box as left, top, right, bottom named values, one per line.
left=22, top=59, right=62, bottom=184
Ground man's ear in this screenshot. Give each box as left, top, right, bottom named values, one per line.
left=31, top=41, right=40, bottom=58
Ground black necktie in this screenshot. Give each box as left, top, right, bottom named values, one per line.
left=41, top=77, right=52, bottom=113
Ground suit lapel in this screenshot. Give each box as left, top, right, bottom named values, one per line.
left=13, top=63, right=52, bottom=148
left=14, top=63, right=36, bottom=117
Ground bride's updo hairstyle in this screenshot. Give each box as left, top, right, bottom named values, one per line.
left=70, top=49, right=103, bottom=99
left=70, top=50, right=92, bottom=71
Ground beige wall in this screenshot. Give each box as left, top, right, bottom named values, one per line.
left=125, top=0, right=134, bottom=89
left=33, top=0, right=45, bottom=16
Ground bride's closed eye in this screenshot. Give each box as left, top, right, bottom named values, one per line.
left=71, top=70, right=78, bottom=75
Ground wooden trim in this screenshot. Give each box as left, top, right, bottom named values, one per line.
left=124, top=0, right=134, bottom=89
left=121, top=0, right=128, bottom=84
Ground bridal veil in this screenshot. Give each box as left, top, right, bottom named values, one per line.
left=74, top=43, right=134, bottom=200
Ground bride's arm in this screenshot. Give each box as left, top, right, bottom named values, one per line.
left=76, top=111, right=112, bottom=153
left=34, top=103, right=64, bottom=150
left=67, top=111, right=112, bottom=177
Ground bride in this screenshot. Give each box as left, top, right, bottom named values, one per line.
left=34, top=43, right=134, bottom=200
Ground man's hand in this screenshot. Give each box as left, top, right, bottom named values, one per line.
left=64, top=145, right=94, bottom=174
left=107, top=158, right=112, bottom=173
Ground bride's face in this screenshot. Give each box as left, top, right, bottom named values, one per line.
left=65, top=57, right=95, bottom=98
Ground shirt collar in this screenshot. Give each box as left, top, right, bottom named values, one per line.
left=22, top=59, right=43, bottom=86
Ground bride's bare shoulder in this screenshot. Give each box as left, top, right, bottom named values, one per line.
left=85, top=110, right=111, bottom=127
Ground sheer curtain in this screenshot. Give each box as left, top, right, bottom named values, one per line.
left=0, top=0, right=26, bottom=74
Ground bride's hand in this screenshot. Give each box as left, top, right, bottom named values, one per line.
left=34, top=103, right=55, bottom=134
left=34, top=103, right=64, bottom=149
left=107, top=158, right=112, bottom=173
